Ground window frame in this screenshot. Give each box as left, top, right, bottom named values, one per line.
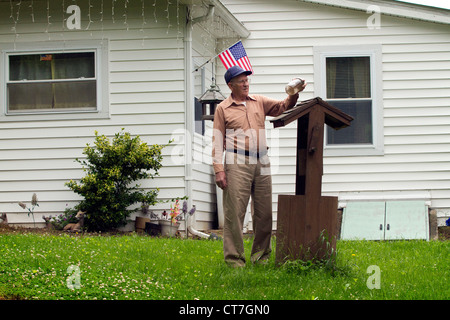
left=0, top=40, right=109, bottom=121
left=314, top=45, right=384, bottom=156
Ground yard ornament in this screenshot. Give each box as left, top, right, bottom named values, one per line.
left=0, top=213, right=7, bottom=225
left=63, top=211, right=86, bottom=232
left=170, top=200, right=181, bottom=224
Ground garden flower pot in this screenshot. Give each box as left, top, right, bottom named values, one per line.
left=145, top=221, right=161, bottom=236
left=159, top=219, right=180, bottom=237
left=135, top=217, right=150, bottom=233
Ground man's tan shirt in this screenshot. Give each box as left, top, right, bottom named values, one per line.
left=212, top=94, right=298, bottom=174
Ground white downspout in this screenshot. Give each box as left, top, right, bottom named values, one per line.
left=184, top=4, right=215, bottom=239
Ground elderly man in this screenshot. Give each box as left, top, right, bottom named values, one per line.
left=212, top=66, right=306, bottom=267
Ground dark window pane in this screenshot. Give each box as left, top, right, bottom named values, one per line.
left=9, top=52, right=95, bottom=81
left=8, top=81, right=97, bottom=111
left=327, top=100, right=373, bottom=145
left=326, top=56, right=371, bottom=99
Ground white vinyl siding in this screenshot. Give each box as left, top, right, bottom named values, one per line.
left=1, top=0, right=449, bottom=228
left=220, top=0, right=450, bottom=226
left=0, top=0, right=188, bottom=226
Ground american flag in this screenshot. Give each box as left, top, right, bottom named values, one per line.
left=40, top=54, right=53, bottom=61
left=218, top=41, right=253, bottom=74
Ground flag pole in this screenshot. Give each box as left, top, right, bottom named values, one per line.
left=192, top=54, right=219, bottom=73
left=192, top=40, right=242, bottom=73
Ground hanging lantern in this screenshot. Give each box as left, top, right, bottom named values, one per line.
left=198, top=76, right=226, bottom=121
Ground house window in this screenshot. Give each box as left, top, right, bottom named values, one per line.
left=326, top=56, right=372, bottom=145
left=314, top=45, right=383, bottom=156
left=1, top=40, right=109, bottom=121
left=7, top=51, right=97, bottom=112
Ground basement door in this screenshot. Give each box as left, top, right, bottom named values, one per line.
left=341, top=201, right=429, bottom=240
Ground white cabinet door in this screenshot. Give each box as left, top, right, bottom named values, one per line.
left=341, top=201, right=429, bottom=240
left=341, top=202, right=386, bottom=240
left=385, top=201, right=429, bottom=240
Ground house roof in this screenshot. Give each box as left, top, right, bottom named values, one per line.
left=302, top=0, right=450, bottom=25
left=182, top=0, right=450, bottom=27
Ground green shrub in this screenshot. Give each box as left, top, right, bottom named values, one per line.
left=65, top=129, right=169, bottom=231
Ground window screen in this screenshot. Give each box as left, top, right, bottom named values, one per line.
left=7, top=52, right=97, bottom=112
left=326, top=56, right=373, bottom=145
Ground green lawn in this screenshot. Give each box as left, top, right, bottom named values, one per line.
left=0, top=231, right=448, bottom=300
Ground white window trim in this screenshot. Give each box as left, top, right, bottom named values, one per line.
left=313, top=45, right=384, bottom=156
left=0, top=40, right=110, bottom=122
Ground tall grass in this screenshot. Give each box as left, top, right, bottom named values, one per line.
left=0, top=231, right=448, bottom=300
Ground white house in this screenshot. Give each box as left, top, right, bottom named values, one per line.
left=215, top=0, right=450, bottom=238
left=0, top=0, right=449, bottom=236
left=0, top=0, right=239, bottom=230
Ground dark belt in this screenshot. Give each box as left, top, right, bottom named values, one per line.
left=226, top=149, right=268, bottom=159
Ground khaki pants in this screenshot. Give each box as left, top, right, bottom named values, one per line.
left=223, top=152, right=272, bottom=267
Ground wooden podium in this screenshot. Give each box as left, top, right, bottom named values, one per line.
left=270, top=97, right=353, bottom=263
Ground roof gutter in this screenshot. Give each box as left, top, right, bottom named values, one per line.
left=302, top=0, right=450, bottom=25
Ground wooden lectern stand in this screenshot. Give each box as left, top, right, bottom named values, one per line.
left=270, top=97, right=353, bottom=263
